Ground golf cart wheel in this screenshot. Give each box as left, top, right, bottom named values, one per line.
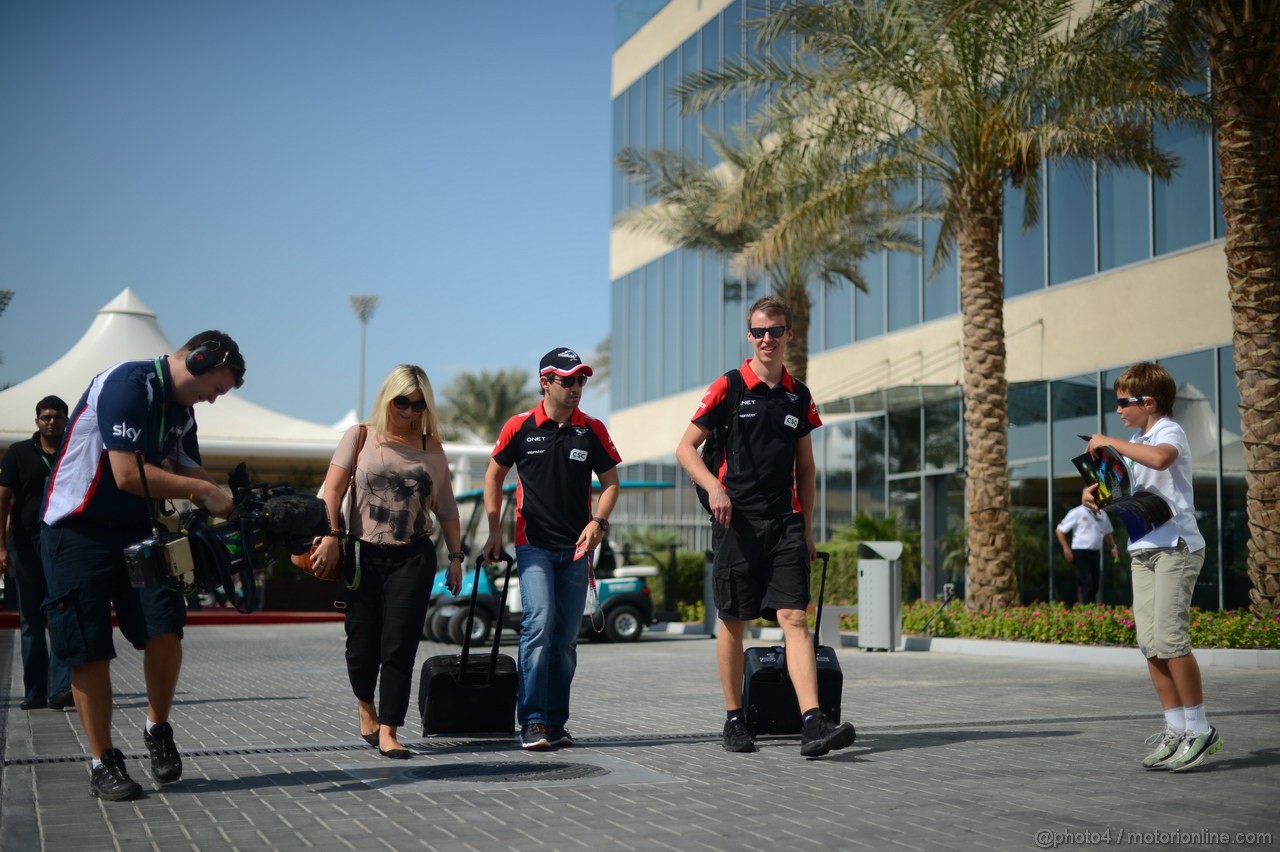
left=422, top=604, right=443, bottom=640
left=604, top=605, right=644, bottom=642
left=448, top=609, right=493, bottom=646
left=429, top=606, right=454, bottom=644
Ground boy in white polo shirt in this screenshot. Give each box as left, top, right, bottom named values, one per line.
left=1083, top=362, right=1220, bottom=772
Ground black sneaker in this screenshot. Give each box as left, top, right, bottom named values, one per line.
left=546, top=726, right=574, bottom=748
left=90, top=748, right=143, bottom=801
left=143, top=721, right=183, bottom=784
left=722, top=717, right=756, bottom=753
left=800, top=713, right=856, bottom=757
left=520, top=723, right=551, bottom=751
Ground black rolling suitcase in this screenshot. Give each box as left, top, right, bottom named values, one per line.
left=419, top=553, right=518, bottom=736
left=742, top=551, right=844, bottom=734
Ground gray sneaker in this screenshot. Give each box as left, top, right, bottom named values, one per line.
left=1140, top=728, right=1184, bottom=769
left=1166, top=726, right=1223, bottom=772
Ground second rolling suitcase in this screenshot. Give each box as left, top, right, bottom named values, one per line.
left=741, top=551, right=844, bottom=735
left=419, top=553, right=518, bottom=736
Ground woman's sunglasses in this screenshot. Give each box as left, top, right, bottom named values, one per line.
left=392, top=395, right=428, bottom=413
left=748, top=325, right=790, bottom=340
left=546, top=374, right=589, bottom=388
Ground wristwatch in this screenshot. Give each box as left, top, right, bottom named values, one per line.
left=448, top=551, right=465, bottom=562
left=591, top=516, right=610, bottom=534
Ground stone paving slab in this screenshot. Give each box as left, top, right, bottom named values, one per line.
left=3, top=624, right=1278, bottom=852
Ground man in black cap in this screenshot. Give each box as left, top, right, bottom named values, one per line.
left=0, top=395, right=74, bottom=711
left=483, top=347, right=621, bottom=750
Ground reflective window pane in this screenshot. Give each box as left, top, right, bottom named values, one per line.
left=1008, top=382, right=1048, bottom=462
left=823, top=276, right=853, bottom=351
left=855, top=416, right=886, bottom=515
left=1098, top=165, right=1150, bottom=271
left=1003, top=180, right=1044, bottom=298
left=682, top=250, right=701, bottom=389
left=1154, top=122, right=1212, bottom=255
left=701, top=253, right=722, bottom=382
left=680, top=35, right=700, bottom=157
left=1048, top=160, right=1095, bottom=285
left=923, top=394, right=961, bottom=471
left=855, top=252, right=886, bottom=340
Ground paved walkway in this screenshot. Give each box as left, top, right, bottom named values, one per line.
left=2, top=624, right=1277, bottom=851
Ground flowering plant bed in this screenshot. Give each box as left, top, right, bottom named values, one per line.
left=835, top=600, right=1280, bottom=650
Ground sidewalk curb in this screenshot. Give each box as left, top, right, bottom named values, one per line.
left=647, top=622, right=1280, bottom=669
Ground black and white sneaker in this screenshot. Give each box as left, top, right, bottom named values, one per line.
left=520, top=723, right=551, bottom=751
left=90, top=748, right=143, bottom=801
left=722, top=717, right=756, bottom=753
left=143, top=721, right=183, bottom=784
left=546, top=726, right=574, bottom=748
left=800, top=713, right=856, bottom=757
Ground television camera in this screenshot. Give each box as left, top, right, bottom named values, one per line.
left=124, top=456, right=328, bottom=613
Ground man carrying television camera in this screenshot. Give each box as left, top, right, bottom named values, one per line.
left=40, top=331, right=245, bottom=802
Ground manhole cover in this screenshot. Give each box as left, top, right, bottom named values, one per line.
left=404, top=761, right=609, bottom=784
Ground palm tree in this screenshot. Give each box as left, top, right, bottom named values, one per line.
left=1152, top=0, right=1280, bottom=609
left=677, top=0, right=1210, bottom=607
left=440, top=368, right=538, bottom=443
left=617, top=133, right=919, bottom=384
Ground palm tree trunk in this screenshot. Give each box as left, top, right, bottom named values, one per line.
left=956, top=182, right=1018, bottom=608
left=1205, top=0, right=1280, bottom=611
left=776, top=276, right=812, bottom=384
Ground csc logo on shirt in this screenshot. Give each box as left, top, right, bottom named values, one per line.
left=784, top=415, right=799, bottom=429
left=569, top=448, right=588, bottom=462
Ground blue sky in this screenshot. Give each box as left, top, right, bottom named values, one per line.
left=0, top=0, right=619, bottom=426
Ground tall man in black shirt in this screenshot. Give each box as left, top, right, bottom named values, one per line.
left=677, top=296, right=855, bottom=757
left=0, top=395, right=73, bottom=710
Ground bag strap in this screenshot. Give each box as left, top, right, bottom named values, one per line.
left=457, top=555, right=485, bottom=676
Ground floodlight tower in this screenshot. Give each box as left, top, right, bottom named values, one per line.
left=349, top=295, right=379, bottom=419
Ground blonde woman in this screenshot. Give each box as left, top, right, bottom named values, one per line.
left=312, top=365, right=463, bottom=758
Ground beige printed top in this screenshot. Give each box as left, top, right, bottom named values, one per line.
left=331, top=425, right=460, bottom=546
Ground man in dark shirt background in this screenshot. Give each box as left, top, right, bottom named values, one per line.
left=0, top=395, right=73, bottom=711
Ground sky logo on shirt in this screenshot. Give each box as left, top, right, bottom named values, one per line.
left=112, top=423, right=141, bottom=442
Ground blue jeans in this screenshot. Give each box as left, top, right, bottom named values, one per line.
left=12, top=545, right=71, bottom=702
left=515, top=544, right=588, bottom=728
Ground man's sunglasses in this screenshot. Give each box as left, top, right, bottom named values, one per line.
left=392, top=395, right=428, bottom=413
left=748, top=325, right=790, bottom=340
left=545, top=374, right=589, bottom=388
left=1115, top=396, right=1149, bottom=408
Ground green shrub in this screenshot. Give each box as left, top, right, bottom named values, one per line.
left=815, top=512, right=923, bottom=606
left=837, top=600, right=1280, bottom=649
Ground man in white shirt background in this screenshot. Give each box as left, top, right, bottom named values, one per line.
left=1056, top=504, right=1119, bottom=605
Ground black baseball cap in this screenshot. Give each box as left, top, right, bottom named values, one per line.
left=539, top=347, right=593, bottom=378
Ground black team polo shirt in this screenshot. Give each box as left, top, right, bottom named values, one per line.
left=692, top=360, right=822, bottom=519
left=492, top=403, right=621, bottom=551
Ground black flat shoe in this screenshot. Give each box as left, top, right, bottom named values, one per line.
left=378, top=747, right=411, bottom=760
left=20, top=696, right=47, bottom=711
left=361, top=732, right=380, bottom=747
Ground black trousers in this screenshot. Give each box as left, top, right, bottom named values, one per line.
left=1073, top=549, right=1102, bottom=604
left=343, top=537, right=435, bottom=728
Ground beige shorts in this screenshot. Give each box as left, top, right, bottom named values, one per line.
left=1130, top=542, right=1204, bottom=659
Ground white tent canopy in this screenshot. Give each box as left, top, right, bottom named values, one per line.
left=0, top=289, right=341, bottom=462
left=1, top=289, right=494, bottom=487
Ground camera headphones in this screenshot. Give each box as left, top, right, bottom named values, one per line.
left=186, top=338, right=238, bottom=376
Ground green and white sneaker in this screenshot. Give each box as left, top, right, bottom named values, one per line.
left=1165, top=726, right=1223, bottom=772
left=1141, top=728, right=1185, bottom=769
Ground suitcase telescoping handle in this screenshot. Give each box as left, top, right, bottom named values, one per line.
left=488, top=551, right=515, bottom=681
left=457, top=552, right=515, bottom=683
left=811, top=551, right=831, bottom=649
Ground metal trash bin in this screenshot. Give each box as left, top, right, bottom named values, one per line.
left=857, top=541, right=903, bottom=651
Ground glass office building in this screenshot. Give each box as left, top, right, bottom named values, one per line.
left=609, top=0, right=1244, bottom=608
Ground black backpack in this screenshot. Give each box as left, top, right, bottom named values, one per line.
left=693, top=369, right=745, bottom=516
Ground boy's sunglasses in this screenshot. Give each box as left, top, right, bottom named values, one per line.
left=1115, top=396, right=1149, bottom=408
left=392, top=395, right=428, bottom=412
left=748, top=325, right=790, bottom=340
left=546, top=374, right=589, bottom=388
